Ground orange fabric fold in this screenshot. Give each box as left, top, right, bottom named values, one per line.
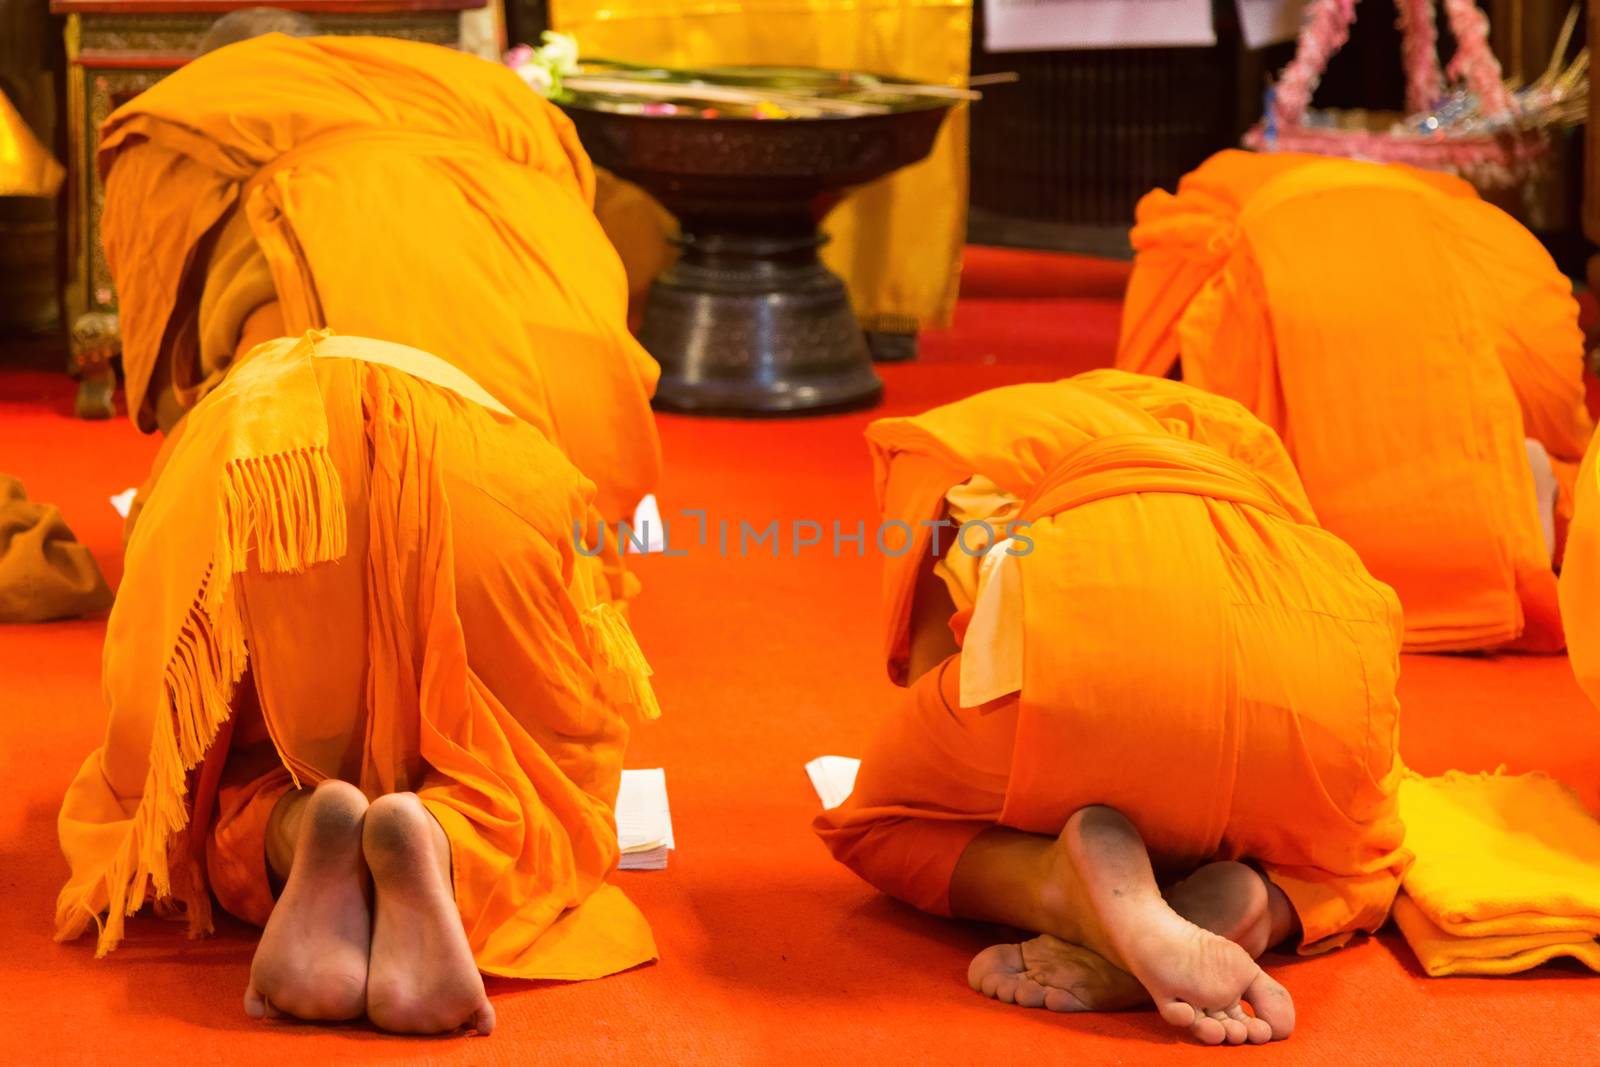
left=1560, top=427, right=1600, bottom=709
left=57, top=333, right=660, bottom=981
left=821, top=370, right=1411, bottom=953
left=96, top=33, right=660, bottom=523
left=1117, top=151, right=1590, bottom=652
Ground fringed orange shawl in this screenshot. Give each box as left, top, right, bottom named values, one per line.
left=57, top=333, right=660, bottom=980
left=56, top=335, right=346, bottom=955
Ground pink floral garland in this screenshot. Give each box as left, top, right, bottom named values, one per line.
left=1440, top=0, right=1516, bottom=119
left=1252, top=0, right=1538, bottom=188
left=1269, top=0, right=1356, bottom=125
left=1396, top=0, right=1441, bottom=115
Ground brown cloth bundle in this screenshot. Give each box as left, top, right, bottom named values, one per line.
left=0, top=476, right=113, bottom=623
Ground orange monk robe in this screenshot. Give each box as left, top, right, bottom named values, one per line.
left=1560, top=426, right=1600, bottom=708
left=56, top=332, right=660, bottom=980
left=816, top=371, right=1411, bottom=954
left=96, top=33, right=661, bottom=526
left=1117, top=152, right=1591, bottom=653
left=1117, top=150, right=1478, bottom=381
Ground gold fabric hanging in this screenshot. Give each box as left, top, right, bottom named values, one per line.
left=0, top=87, right=64, bottom=198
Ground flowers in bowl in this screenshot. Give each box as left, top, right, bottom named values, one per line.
left=505, top=31, right=580, bottom=98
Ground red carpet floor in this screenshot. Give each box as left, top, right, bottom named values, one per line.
left=2, top=247, right=1598, bottom=1065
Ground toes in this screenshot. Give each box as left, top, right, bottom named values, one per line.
left=1188, top=1010, right=1227, bottom=1046
left=1244, top=970, right=1296, bottom=1041
left=1210, top=1008, right=1248, bottom=1045
left=470, top=1000, right=496, bottom=1036
left=1012, top=976, right=1049, bottom=1010
left=967, top=943, right=1023, bottom=993
left=981, top=970, right=1047, bottom=1009
left=1157, top=999, right=1197, bottom=1030
left=978, top=971, right=1017, bottom=1002
left=969, top=943, right=1050, bottom=1009
left=243, top=983, right=267, bottom=1020
left=1223, top=1002, right=1269, bottom=1045
left=1040, top=987, right=1090, bottom=1013
left=242, top=984, right=286, bottom=1021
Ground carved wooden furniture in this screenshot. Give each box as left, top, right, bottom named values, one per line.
left=51, top=0, right=483, bottom=417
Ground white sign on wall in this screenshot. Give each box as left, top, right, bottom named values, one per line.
left=1236, top=0, right=1307, bottom=48
left=984, top=0, right=1217, bottom=52
left=983, top=0, right=1306, bottom=52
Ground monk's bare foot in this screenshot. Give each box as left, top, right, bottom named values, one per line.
left=968, top=859, right=1275, bottom=1015
left=1165, top=861, right=1275, bottom=957
left=969, top=934, right=1146, bottom=1012
left=363, top=793, right=495, bottom=1036
left=244, top=780, right=371, bottom=1022
left=1059, top=808, right=1295, bottom=1045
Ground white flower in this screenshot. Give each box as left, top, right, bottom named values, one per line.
left=538, top=31, right=580, bottom=75
left=517, top=62, right=555, bottom=96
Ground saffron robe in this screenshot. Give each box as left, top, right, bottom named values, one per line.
left=96, top=33, right=661, bottom=524
left=815, top=371, right=1412, bottom=953
left=1561, top=426, right=1600, bottom=708
left=56, top=332, right=660, bottom=980
left=1117, top=151, right=1591, bottom=652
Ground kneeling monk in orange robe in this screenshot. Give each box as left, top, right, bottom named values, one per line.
left=56, top=14, right=664, bottom=1033
left=1117, top=151, right=1591, bottom=653
left=56, top=332, right=662, bottom=1034
left=100, top=20, right=660, bottom=529
left=815, top=370, right=1411, bottom=1044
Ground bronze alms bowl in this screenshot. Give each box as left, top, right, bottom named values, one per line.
left=561, top=76, right=953, bottom=415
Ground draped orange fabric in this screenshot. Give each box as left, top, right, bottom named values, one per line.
left=96, top=33, right=661, bottom=524
left=1560, top=426, right=1600, bottom=709
left=57, top=332, right=660, bottom=980
left=1117, top=151, right=1590, bottom=652
left=1116, top=150, right=1477, bottom=382
left=817, top=371, right=1411, bottom=953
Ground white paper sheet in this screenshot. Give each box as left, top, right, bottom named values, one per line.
left=616, top=767, right=675, bottom=871
left=805, top=755, right=862, bottom=810
left=983, top=0, right=1216, bottom=52
left=110, top=487, right=137, bottom=519
left=624, top=493, right=666, bottom=555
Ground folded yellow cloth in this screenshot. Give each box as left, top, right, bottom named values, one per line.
left=0, top=475, right=113, bottom=623
left=1396, top=769, right=1600, bottom=976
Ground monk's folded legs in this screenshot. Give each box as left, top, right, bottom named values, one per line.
left=948, top=808, right=1296, bottom=1045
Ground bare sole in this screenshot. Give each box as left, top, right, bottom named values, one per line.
left=244, top=780, right=372, bottom=1023
left=363, top=793, right=495, bottom=1036
left=1061, top=807, right=1295, bottom=1045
